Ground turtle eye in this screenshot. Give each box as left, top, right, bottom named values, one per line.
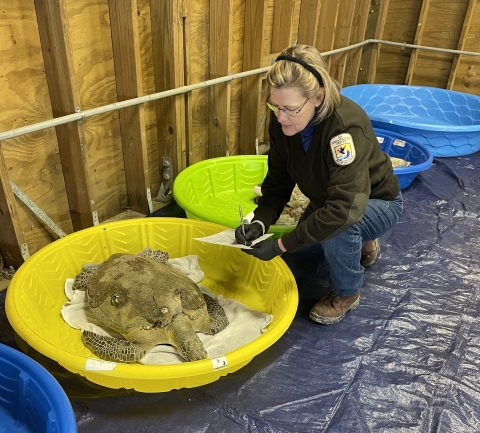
left=111, top=294, right=125, bottom=306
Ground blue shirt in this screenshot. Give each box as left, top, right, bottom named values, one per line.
left=300, top=118, right=316, bottom=152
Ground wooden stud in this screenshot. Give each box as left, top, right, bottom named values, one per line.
left=209, top=0, right=233, bottom=158
left=33, top=0, right=94, bottom=231
left=343, top=0, right=371, bottom=87
left=150, top=0, right=187, bottom=176
left=0, top=142, right=25, bottom=268
left=271, top=0, right=295, bottom=53
left=297, top=0, right=322, bottom=45
left=405, top=0, right=431, bottom=85
left=359, top=0, right=390, bottom=83
left=182, top=1, right=193, bottom=167
left=447, top=0, right=478, bottom=89
left=329, top=0, right=356, bottom=86
left=239, top=0, right=267, bottom=155
left=315, top=0, right=340, bottom=70
left=369, top=0, right=390, bottom=83
left=108, top=0, right=150, bottom=214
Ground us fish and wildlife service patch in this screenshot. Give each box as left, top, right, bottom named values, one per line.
left=330, top=133, right=356, bottom=166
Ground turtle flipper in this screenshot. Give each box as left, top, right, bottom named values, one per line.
left=170, top=314, right=208, bottom=361
left=201, top=294, right=229, bottom=334
left=72, top=266, right=99, bottom=291
left=82, top=330, right=148, bottom=363
left=139, top=248, right=169, bottom=263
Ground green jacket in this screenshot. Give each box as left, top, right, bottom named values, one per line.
left=253, top=95, right=400, bottom=253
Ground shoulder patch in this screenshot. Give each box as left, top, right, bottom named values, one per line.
left=330, top=133, right=356, bottom=166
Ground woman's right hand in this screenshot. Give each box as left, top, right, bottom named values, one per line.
left=234, top=221, right=264, bottom=246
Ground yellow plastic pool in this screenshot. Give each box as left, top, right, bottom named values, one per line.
left=6, top=218, right=298, bottom=393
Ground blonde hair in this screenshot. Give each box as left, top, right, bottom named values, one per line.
left=266, top=45, right=341, bottom=123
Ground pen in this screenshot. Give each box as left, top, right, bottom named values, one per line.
left=239, top=205, right=246, bottom=237
left=238, top=205, right=251, bottom=246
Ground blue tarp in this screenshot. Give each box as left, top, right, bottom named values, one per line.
left=1, top=151, right=480, bottom=432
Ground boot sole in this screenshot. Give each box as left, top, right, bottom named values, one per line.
left=309, top=297, right=360, bottom=325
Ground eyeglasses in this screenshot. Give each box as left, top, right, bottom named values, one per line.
left=266, top=98, right=309, bottom=117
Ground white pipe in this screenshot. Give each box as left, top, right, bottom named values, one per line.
left=323, top=40, right=370, bottom=56
left=0, top=39, right=479, bottom=142
left=0, top=67, right=270, bottom=142
left=367, top=38, right=480, bottom=57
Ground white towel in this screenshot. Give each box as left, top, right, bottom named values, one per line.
left=61, top=253, right=272, bottom=365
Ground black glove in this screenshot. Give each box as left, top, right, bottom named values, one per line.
left=242, top=239, right=283, bottom=261
left=235, top=221, right=264, bottom=246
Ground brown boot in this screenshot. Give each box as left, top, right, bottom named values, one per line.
left=309, top=290, right=360, bottom=325
left=360, top=238, right=380, bottom=267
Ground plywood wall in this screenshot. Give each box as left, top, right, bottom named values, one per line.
left=1, top=0, right=480, bottom=266
left=366, top=0, right=480, bottom=94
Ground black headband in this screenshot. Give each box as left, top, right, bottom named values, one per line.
left=276, top=55, right=324, bottom=87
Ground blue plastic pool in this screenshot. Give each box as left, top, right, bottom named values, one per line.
left=341, top=84, right=480, bottom=157
left=374, top=128, right=433, bottom=189
left=0, top=344, right=77, bottom=433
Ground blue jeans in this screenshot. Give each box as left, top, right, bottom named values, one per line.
left=281, top=192, right=403, bottom=297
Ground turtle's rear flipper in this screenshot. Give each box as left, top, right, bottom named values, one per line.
left=170, top=314, right=208, bottom=361
left=202, top=294, right=229, bottom=334
left=82, top=330, right=147, bottom=363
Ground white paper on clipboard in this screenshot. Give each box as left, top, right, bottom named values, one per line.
left=193, top=228, right=273, bottom=249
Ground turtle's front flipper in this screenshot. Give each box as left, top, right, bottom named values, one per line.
left=201, top=294, right=229, bottom=334
left=82, top=330, right=148, bottom=363
left=170, top=314, right=208, bottom=361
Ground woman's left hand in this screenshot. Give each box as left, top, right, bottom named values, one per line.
left=242, top=239, right=283, bottom=261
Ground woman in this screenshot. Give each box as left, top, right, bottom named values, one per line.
left=235, top=44, right=403, bottom=325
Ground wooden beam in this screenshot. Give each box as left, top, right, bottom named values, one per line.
left=33, top=0, right=94, bottom=231
left=182, top=3, right=193, bottom=167
left=208, top=0, right=233, bottom=158
left=343, top=0, right=371, bottom=87
left=405, top=0, right=431, bottom=85
left=239, top=0, right=267, bottom=155
left=150, top=0, right=187, bottom=176
left=358, top=0, right=390, bottom=83
left=315, top=0, right=340, bottom=70
left=447, top=0, right=478, bottom=89
left=271, top=0, right=295, bottom=53
left=329, top=0, right=356, bottom=86
left=108, top=0, right=150, bottom=214
left=0, top=142, right=25, bottom=268
left=297, top=0, right=322, bottom=45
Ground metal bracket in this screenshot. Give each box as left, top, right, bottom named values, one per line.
left=92, top=211, right=99, bottom=226
left=76, top=106, right=83, bottom=124
left=21, top=243, right=30, bottom=261
left=156, top=157, right=174, bottom=203
left=10, top=181, right=67, bottom=239
left=146, top=187, right=153, bottom=214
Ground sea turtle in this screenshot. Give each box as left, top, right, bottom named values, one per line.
left=78, top=252, right=229, bottom=363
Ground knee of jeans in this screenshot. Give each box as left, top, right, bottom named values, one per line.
left=328, top=224, right=361, bottom=241
left=322, top=225, right=362, bottom=252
